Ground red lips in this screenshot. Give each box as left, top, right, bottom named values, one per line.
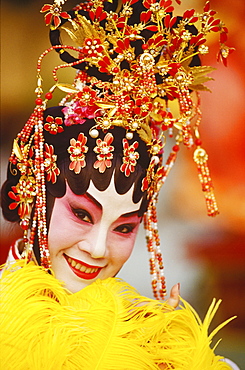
left=64, top=254, right=102, bottom=280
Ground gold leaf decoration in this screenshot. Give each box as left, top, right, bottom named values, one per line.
left=23, top=144, right=30, bottom=155
left=138, top=122, right=152, bottom=144
left=108, top=107, right=118, bottom=117
left=61, top=15, right=107, bottom=47
left=189, top=84, right=212, bottom=92
left=60, top=23, right=79, bottom=44
left=191, top=66, right=215, bottom=83
left=188, top=66, right=216, bottom=92
left=56, top=83, right=78, bottom=94
left=112, top=119, right=124, bottom=126
left=191, top=65, right=216, bottom=76
left=13, top=139, right=23, bottom=161
left=150, top=112, right=164, bottom=122
left=95, top=101, right=116, bottom=109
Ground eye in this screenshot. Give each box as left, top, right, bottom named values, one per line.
left=114, top=224, right=135, bottom=234
left=72, top=208, right=93, bottom=224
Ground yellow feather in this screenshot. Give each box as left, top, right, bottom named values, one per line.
left=0, top=261, right=233, bottom=369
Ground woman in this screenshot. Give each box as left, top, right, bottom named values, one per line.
left=0, top=0, right=238, bottom=368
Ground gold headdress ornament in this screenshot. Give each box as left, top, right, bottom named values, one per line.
left=7, top=0, right=233, bottom=299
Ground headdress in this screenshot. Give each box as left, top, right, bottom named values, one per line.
left=4, top=0, right=232, bottom=299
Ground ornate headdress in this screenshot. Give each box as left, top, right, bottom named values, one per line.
left=4, top=0, right=232, bottom=299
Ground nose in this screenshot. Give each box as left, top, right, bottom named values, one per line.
left=78, top=223, right=108, bottom=259
left=91, top=224, right=108, bottom=258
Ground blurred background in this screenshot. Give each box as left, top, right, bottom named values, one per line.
left=1, top=0, right=244, bottom=367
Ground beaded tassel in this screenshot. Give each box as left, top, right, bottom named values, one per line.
left=25, top=45, right=88, bottom=270
left=143, top=144, right=181, bottom=299
left=34, top=104, right=51, bottom=269
left=144, top=197, right=166, bottom=301
left=157, top=144, right=179, bottom=193
left=178, top=85, right=194, bottom=148
left=193, top=146, right=219, bottom=217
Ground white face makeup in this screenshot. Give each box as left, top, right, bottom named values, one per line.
left=48, top=180, right=142, bottom=293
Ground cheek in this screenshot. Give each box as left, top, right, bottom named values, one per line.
left=123, top=239, right=136, bottom=261
left=48, top=201, right=74, bottom=253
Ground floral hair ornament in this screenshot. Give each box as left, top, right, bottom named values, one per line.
left=7, top=0, right=233, bottom=299
left=68, top=133, right=89, bottom=174
left=41, top=0, right=71, bottom=28
left=93, top=133, right=114, bottom=173
left=120, top=139, right=140, bottom=177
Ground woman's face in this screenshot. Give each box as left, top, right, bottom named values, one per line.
left=48, top=180, right=142, bottom=293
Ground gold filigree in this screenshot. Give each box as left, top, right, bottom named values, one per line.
left=61, top=14, right=107, bottom=46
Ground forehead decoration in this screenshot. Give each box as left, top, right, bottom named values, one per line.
left=7, top=0, right=232, bottom=299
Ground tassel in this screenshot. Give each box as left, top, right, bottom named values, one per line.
left=193, top=146, right=219, bottom=217
left=144, top=199, right=166, bottom=301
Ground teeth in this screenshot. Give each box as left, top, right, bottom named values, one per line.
left=80, top=265, right=87, bottom=272
left=67, top=257, right=99, bottom=274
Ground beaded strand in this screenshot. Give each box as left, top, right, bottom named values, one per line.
left=144, top=196, right=166, bottom=301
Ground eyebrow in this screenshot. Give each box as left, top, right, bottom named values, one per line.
left=120, top=210, right=140, bottom=218
left=85, top=192, right=140, bottom=218
left=84, top=192, right=102, bottom=210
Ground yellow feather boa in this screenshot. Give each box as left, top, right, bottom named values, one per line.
left=0, top=261, right=234, bottom=369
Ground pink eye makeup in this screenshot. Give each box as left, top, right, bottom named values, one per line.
left=114, top=224, right=135, bottom=234
left=71, top=207, right=93, bottom=224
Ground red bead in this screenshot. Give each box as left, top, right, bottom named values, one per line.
left=112, top=67, right=119, bottom=73
left=35, top=98, right=43, bottom=105
left=142, top=44, right=148, bottom=50
left=45, top=92, right=53, bottom=100
left=195, top=138, right=202, bottom=146
left=172, top=144, right=180, bottom=152
left=20, top=221, right=29, bottom=230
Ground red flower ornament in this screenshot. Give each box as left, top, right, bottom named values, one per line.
left=98, top=56, right=112, bottom=74
left=143, top=0, right=174, bottom=14
left=44, top=143, right=60, bottom=184
left=114, top=38, right=135, bottom=62
left=83, top=38, right=104, bottom=58
left=40, top=3, right=71, bottom=29
left=44, top=115, right=64, bottom=135
left=77, top=86, right=97, bottom=106
left=89, top=6, right=107, bottom=22
left=142, top=35, right=167, bottom=57
left=8, top=175, right=36, bottom=219
left=217, top=45, right=235, bottom=67
left=117, top=95, right=134, bottom=115
left=68, top=133, right=88, bottom=174
left=134, top=96, right=153, bottom=117
left=120, top=139, right=139, bottom=177
left=93, top=133, right=114, bottom=173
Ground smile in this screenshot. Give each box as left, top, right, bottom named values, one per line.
left=64, top=254, right=102, bottom=280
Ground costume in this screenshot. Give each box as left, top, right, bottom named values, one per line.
left=3, top=0, right=234, bottom=299
left=0, top=1, right=239, bottom=369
